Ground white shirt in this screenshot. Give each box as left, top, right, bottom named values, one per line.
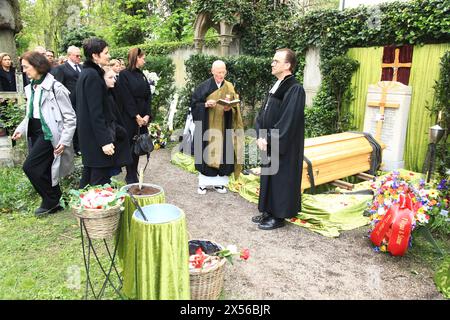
left=31, top=84, right=43, bottom=119
left=269, top=80, right=282, bottom=94
left=67, top=60, right=81, bottom=73
left=216, top=82, right=222, bottom=89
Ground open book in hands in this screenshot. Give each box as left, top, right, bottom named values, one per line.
left=216, top=98, right=241, bottom=107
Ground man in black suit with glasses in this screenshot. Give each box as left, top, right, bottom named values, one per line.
left=51, top=46, right=83, bottom=155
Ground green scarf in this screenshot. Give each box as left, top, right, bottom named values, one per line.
left=28, top=75, right=53, bottom=141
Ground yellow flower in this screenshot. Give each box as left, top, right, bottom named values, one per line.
left=380, top=245, right=387, bottom=252
left=428, top=189, right=439, bottom=199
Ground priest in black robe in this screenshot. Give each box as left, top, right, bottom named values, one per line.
left=254, top=48, right=305, bottom=230
left=190, top=60, right=244, bottom=195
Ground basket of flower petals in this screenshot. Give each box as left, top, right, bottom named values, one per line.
left=188, top=240, right=250, bottom=300
left=70, top=185, right=126, bottom=239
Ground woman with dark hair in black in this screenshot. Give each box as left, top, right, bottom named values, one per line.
left=76, top=37, right=117, bottom=188
left=0, top=53, right=16, bottom=92
left=116, top=47, right=151, bottom=184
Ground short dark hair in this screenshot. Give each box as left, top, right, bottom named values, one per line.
left=46, top=50, right=55, bottom=56
left=276, top=48, right=297, bottom=73
left=82, top=37, right=108, bottom=61
left=21, top=51, right=51, bottom=75
left=127, top=47, right=145, bottom=71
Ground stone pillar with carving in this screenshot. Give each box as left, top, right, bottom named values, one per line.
left=0, top=0, right=22, bottom=63
left=219, top=35, right=234, bottom=57
left=194, top=38, right=205, bottom=54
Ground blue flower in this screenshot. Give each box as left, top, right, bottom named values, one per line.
left=440, top=210, right=448, bottom=217
left=437, top=179, right=448, bottom=190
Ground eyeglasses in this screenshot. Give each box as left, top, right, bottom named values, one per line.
left=74, top=55, right=81, bottom=58
left=271, top=59, right=286, bottom=65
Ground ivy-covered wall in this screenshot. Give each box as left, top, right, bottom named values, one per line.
left=190, top=0, right=450, bottom=137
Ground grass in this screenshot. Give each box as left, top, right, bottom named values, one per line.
left=0, top=211, right=122, bottom=300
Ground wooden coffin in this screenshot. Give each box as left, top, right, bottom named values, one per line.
left=301, top=132, right=385, bottom=191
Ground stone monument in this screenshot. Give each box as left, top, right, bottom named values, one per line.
left=0, top=0, right=22, bottom=62
left=303, top=46, right=322, bottom=107
left=363, top=81, right=412, bottom=171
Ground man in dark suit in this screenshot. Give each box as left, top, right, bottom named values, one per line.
left=51, top=46, right=82, bottom=154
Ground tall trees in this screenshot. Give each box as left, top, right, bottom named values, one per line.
left=17, top=0, right=82, bottom=54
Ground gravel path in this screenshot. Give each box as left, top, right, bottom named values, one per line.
left=141, top=148, right=442, bottom=300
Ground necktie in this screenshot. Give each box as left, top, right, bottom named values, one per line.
left=75, top=64, right=81, bottom=73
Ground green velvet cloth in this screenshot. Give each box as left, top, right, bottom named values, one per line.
left=345, top=44, right=450, bottom=171
left=122, top=209, right=190, bottom=300
left=117, top=186, right=166, bottom=267
left=171, top=151, right=198, bottom=174
left=170, top=151, right=372, bottom=237
left=405, top=43, right=450, bottom=171
left=290, top=194, right=372, bottom=238
left=344, top=46, right=384, bottom=130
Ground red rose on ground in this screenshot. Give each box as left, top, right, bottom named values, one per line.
left=240, top=248, right=250, bottom=260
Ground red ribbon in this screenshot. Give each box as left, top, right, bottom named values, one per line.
left=370, top=194, right=414, bottom=256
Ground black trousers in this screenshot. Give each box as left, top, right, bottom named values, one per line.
left=79, top=167, right=112, bottom=189
left=125, top=153, right=139, bottom=184
left=23, top=119, right=61, bottom=209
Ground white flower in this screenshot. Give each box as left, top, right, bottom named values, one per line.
left=418, top=189, right=427, bottom=198
left=225, top=245, right=238, bottom=255
left=416, top=213, right=429, bottom=224
left=377, top=207, right=386, bottom=216
left=143, top=70, right=160, bottom=95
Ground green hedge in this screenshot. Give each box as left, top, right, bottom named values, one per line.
left=143, top=56, right=176, bottom=123
left=110, top=37, right=220, bottom=60
left=431, top=51, right=450, bottom=179
left=110, top=40, right=193, bottom=60
left=305, top=56, right=360, bottom=138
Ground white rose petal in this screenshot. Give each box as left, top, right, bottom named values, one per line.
left=226, top=245, right=238, bottom=255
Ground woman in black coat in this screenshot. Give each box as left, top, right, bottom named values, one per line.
left=0, top=53, right=16, bottom=92
left=75, top=38, right=117, bottom=188
left=103, top=66, right=132, bottom=176
left=116, top=47, right=151, bottom=184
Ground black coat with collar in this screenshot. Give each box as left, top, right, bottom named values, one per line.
left=0, top=67, right=17, bottom=92
left=76, top=60, right=115, bottom=168
left=115, top=68, right=152, bottom=141
left=255, top=74, right=306, bottom=218
left=51, top=61, right=80, bottom=108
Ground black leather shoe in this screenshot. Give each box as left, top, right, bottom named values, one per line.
left=258, top=216, right=285, bottom=230
left=251, top=212, right=270, bottom=224
left=34, top=205, right=63, bottom=217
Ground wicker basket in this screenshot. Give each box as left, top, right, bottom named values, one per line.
left=72, top=204, right=121, bottom=240
left=189, top=240, right=226, bottom=300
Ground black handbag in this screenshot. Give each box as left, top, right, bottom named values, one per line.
left=132, top=129, right=154, bottom=156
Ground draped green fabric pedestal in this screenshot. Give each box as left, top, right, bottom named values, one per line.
left=122, top=204, right=190, bottom=300
left=117, top=184, right=166, bottom=267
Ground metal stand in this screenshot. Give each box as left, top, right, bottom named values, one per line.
left=422, top=143, right=437, bottom=183
left=79, top=217, right=124, bottom=300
